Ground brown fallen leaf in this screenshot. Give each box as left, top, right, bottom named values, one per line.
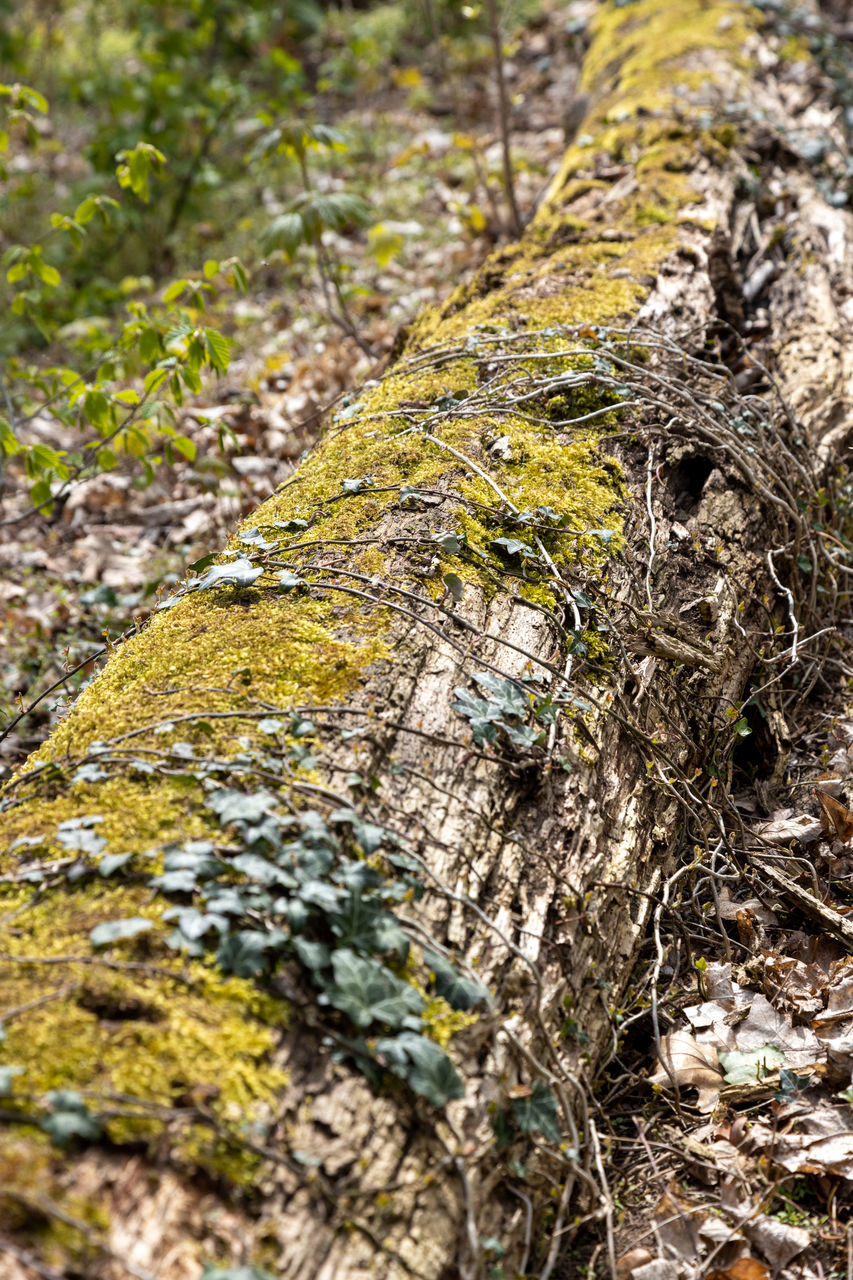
left=708, top=1259, right=770, bottom=1280
left=815, top=788, right=853, bottom=843
left=648, top=1030, right=722, bottom=1111
left=616, top=1247, right=653, bottom=1277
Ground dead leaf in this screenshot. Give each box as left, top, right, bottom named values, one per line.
left=708, top=1259, right=770, bottom=1280
left=648, top=1030, right=722, bottom=1111
left=744, top=1215, right=810, bottom=1269
left=815, top=788, right=853, bottom=842
left=616, top=1247, right=653, bottom=1278
left=754, top=810, right=822, bottom=844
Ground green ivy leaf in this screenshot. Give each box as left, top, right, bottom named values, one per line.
left=328, top=949, right=424, bottom=1028
left=194, top=558, right=264, bottom=592
left=41, top=1091, right=103, bottom=1148
left=90, top=917, right=153, bottom=947
left=718, top=1045, right=784, bottom=1085
left=427, top=952, right=490, bottom=1011
left=216, top=929, right=286, bottom=977
left=375, top=1032, right=464, bottom=1106
left=443, top=573, right=464, bottom=602
left=510, top=1081, right=562, bottom=1143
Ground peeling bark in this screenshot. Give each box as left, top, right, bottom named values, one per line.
left=2, top=3, right=852, bottom=1278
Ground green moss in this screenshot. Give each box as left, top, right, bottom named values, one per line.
left=0, top=880, right=287, bottom=1179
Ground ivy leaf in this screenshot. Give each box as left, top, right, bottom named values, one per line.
left=491, top=536, right=535, bottom=559
left=443, top=573, right=464, bottom=602
left=257, top=718, right=284, bottom=735
left=194, top=558, right=263, bottom=592
left=330, top=892, right=384, bottom=952
left=98, top=852, right=135, bottom=877
left=777, top=1067, right=812, bottom=1098
left=328, top=808, right=385, bottom=854
left=73, top=763, right=109, bottom=784
left=292, top=937, right=331, bottom=971
left=328, top=949, right=424, bottom=1028
left=216, top=929, right=286, bottom=977
left=207, top=788, right=277, bottom=827
left=432, top=530, right=461, bottom=554
left=341, top=475, right=373, bottom=493
left=472, top=672, right=528, bottom=718
left=56, top=816, right=106, bottom=855
left=276, top=569, right=305, bottom=592
left=163, top=906, right=228, bottom=941
left=90, top=917, right=153, bottom=947
left=510, top=1081, right=562, bottom=1143
left=41, top=1091, right=103, bottom=1148
left=427, top=952, right=490, bottom=1011
left=375, top=1032, right=464, bottom=1106
left=451, top=688, right=502, bottom=744
left=502, top=722, right=542, bottom=750
left=718, top=1045, right=784, bottom=1085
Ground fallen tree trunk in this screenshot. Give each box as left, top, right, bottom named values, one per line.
left=2, top=1, right=852, bottom=1276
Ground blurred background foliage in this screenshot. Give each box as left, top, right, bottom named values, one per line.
left=0, top=0, right=549, bottom=507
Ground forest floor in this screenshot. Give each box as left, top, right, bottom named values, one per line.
left=3, top=2, right=853, bottom=1279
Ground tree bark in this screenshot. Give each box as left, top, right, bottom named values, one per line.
left=2, top=2, right=852, bottom=1278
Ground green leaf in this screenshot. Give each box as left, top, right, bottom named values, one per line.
left=84, top=389, right=111, bottom=431
left=41, top=1091, right=103, bottom=1148
left=375, top=1032, right=464, bottom=1106
left=262, top=211, right=306, bottom=258
left=194, top=558, right=264, bottom=592
left=204, top=327, right=231, bottom=373
left=74, top=196, right=97, bottom=224
left=216, top=929, right=285, bottom=977
left=163, top=278, right=188, bottom=304
left=230, top=261, right=249, bottom=294
left=510, top=1081, right=562, bottom=1143
left=329, top=949, right=424, bottom=1028
left=432, top=531, right=461, bottom=554
left=171, top=434, right=196, bottom=461
left=113, top=389, right=140, bottom=406
left=37, top=261, right=61, bottom=287
left=90, top=917, right=153, bottom=947
left=17, top=85, right=48, bottom=114
left=719, top=1045, right=784, bottom=1085
left=427, top=952, right=490, bottom=1011
left=0, top=416, right=20, bottom=456
left=443, top=573, right=464, bottom=602
left=451, top=688, right=502, bottom=745
left=733, top=717, right=752, bottom=738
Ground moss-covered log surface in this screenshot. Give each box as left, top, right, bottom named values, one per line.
left=3, top=2, right=853, bottom=1276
